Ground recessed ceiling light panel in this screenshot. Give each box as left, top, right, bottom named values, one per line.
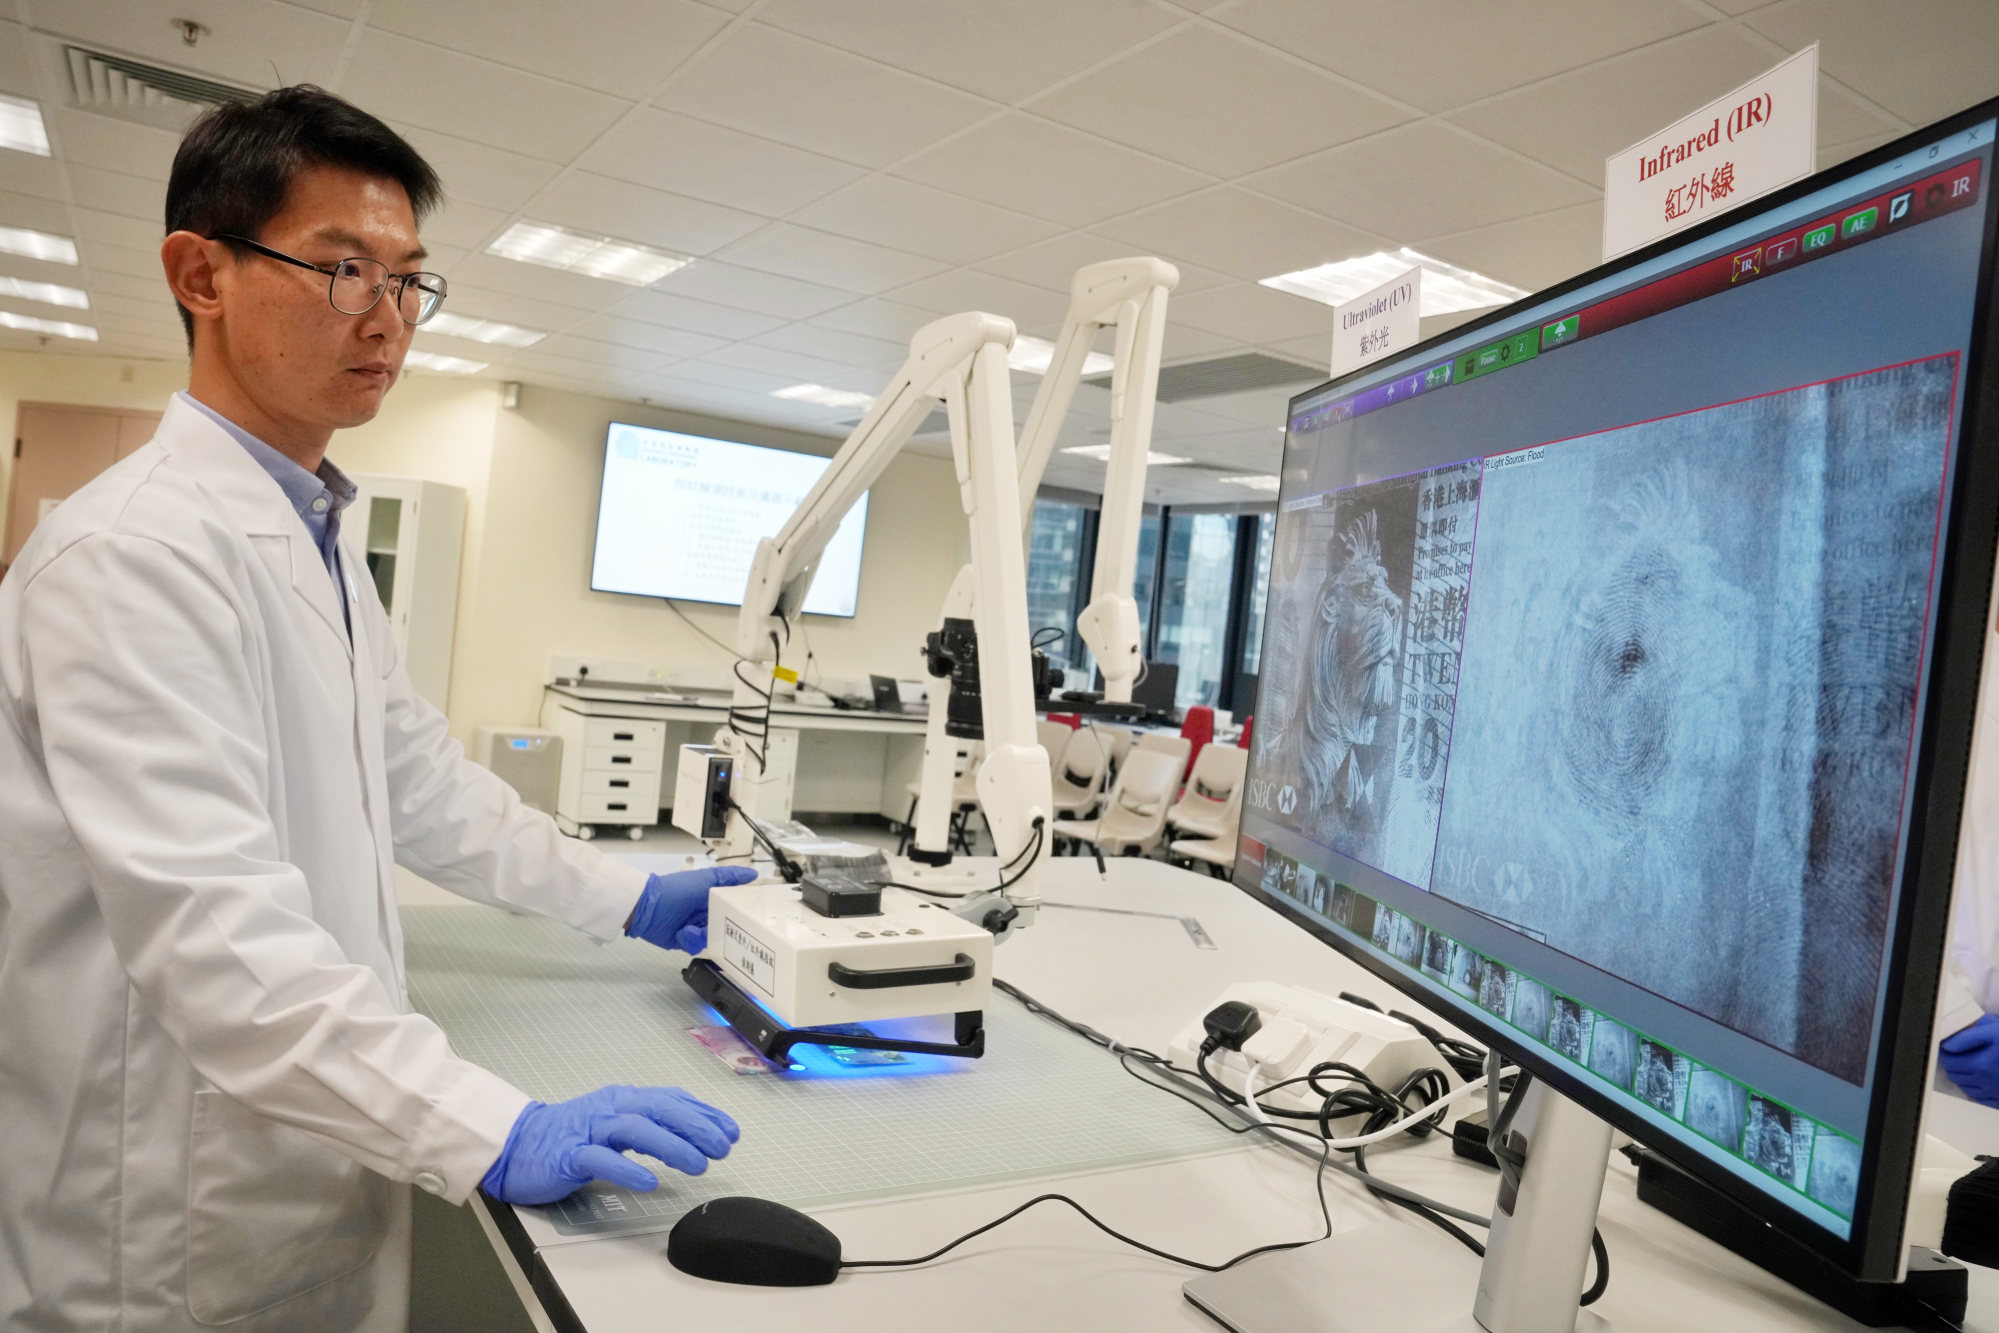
left=0, top=310, right=96, bottom=340
left=1261, top=248, right=1528, bottom=316
left=1061, top=444, right=1190, bottom=466
left=0, top=93, right=51, bottom=156
left=0, top=225, right=79, bottom=265
left=424, top=311, right=545, bottom=347
left=0, top=276, right=87, bottom=309
left=487, top=220, right=690, bottom=287
left=1218, top=474, right=1281, bottom=492
left=403, top=349, right=488, bottom=374
left=1008, top=334, right=1113, bottom=377
left=773, top=383, right=877, bottom=411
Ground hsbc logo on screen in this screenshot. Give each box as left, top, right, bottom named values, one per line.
left=1247, top=779, right=1296, bottom=814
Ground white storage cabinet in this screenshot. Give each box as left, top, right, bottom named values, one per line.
left=342, top=474, right=466, bottom=709
left=539, top=702, right=665, bottom=840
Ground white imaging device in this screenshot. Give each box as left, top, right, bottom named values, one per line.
left=673, top=310, right=1052, bottom=1063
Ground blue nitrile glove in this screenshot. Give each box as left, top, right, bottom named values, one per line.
left=481, top=1085, right=741, bottom=1205
left=1940, top=1014, right=1999, bottom=1107
left=625, top=865, right=758, bottom=954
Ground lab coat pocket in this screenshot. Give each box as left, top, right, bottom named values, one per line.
left=184, top=1089, right=389, bottom=1326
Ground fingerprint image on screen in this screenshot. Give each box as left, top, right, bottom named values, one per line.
left=1248, top=461, right=1480, bottom=885
left=1808, top=1132, right=1862, bottom=1216
left=1429, top=356, right=1956, bottom=1084
left=1476, top=959, right=1512, bottom=1018
left=1687, top=1067, right=1750, bottom=1150
left=1510, top=977, right=1553, bottom=1044
left=1550, top=996, right=1593, bottom=1062
left=1634, top=1039, right=1691, bottom=1119
left=1587, top=1018, right=1639, bottom=1091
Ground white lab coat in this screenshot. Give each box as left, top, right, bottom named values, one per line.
left=0, top=396, right=648, bottom=1331
left=1950, top=614, right=1999, bottom=1015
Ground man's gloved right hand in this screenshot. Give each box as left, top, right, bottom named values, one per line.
left=480, top=1085, right=740, bottom=1205
left=1941, top=1014, right=1999, bottom=1108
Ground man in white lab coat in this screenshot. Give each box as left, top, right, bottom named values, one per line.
left=0, top=86, right=751, bottom=1331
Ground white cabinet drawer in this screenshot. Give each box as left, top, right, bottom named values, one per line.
left=585, top=744, right=660, bottom=773
left=584, top=718, right=665, bottom=749
left=582, top=770, right=655, bottom=796
left=576, top=791, right=655, bottom=824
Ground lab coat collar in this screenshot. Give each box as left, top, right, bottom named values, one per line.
left=152, top=395, right=353, bottom=656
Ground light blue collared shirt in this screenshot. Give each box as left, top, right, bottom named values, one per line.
left=180, top=392, right=356, bottom=636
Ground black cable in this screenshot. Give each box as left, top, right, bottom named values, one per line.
left=662, top=598, right=739, bottom=660
left=722, top=795, right=803, bottom=882
left=1581, top=1228, right=1609, bottom=1307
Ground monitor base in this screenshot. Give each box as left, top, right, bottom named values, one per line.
left=1183, top=1222, right=1610, bottom=1333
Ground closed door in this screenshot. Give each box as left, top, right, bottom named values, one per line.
left=6, top=403, right=163, bottom=565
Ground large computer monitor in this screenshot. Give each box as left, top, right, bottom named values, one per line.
left=1233, top=98, right=1999, bottom=1286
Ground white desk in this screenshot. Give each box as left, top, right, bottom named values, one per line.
left=539, top=684, right=929, bottom=829
left=454, top=860, right=1997, bottom=1333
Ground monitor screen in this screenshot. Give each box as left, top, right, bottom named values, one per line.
left=589, top=423, right=868, bottom=617
left=1237, top=106, right=1999, bottom=1276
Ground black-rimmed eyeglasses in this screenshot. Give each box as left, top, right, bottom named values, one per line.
left=212, top=234, right=448, bottom=326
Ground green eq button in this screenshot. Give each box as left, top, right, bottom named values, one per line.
left=1802, top=222, right=1836, bottom=252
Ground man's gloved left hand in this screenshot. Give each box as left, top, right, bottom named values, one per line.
left=1941, top=1014, right=1999, bottom=1107
left=481, top=1085, right=740, bottom=1205
left=625, top=864, right=758, bottom=954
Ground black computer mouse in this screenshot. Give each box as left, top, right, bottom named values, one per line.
left=667, top=1196, right=843, bottom=1287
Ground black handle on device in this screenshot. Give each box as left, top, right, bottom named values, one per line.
left=827, top=953, right=976, bottom=990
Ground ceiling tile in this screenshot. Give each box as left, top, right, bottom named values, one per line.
left=392, top=126, right=560, bottom=212
left=506, top=345, right=664, bottom=381
left=566, top=313, right=728, bottom=359
left=1418, top=200, right=1604, bottom=293
left=655, top=259, right=856, bottom=318
left=72, top=241, right=159, bottom=283
left=83, top=269, right=168, bottom=304
left=1246, top=122, right=1597, bottom=244
left=424, top=284, right=601, bottom=335
left=0, top=186, right=74, bottom=236
left=1744, top=0, right=1999, bottom=127
left=700, top=340, right=886, bottom=392
left=31, top=0, right=349, bottom=90
left=341, top=30, right=629, bottom=163
left=972, top=230, right=1231, bottom=294
left=1451, top=26, right=1799, bottom=183
left=522, top=333, right=678, bottom=374
left=715, top=223, right=947, bottom=296
left=791, top=175, right=1060, bottom=265
left=65, top=164, right=162, bottom=223
left=893, top=113, right=1209, bottom=228
left=1216, top=0, right=1705, bottom=115
left=48, top=110, right=180, bottom=181
left=1168, top=281, right=1334, bottom=344
left=811, top=297, right=948, bottom=344
left=656, top=23, right=994, bottom=169
left=1094, top=186, right=1378, bottom=282
left=448, top=253, right=635, bottom=313
left=533, top=171, right=763, bottom=257
left=755, top=0, right=1180, bottom=103
left=885, top=268, right=1070, bottom=333
left=1158, top=323, right=1241, bottom=364
left=422, top=197, right=509, bottom=252
left=579, top=107, right=863, bottom=216
left=653, top=359, right=802, bottom=396
left=1026, top=26, right=1408, bottom=177
left=0, top=21, right=36, bottom=101
left=72, top=207, right=162, bottom=253
left=614, top=287, right=789, bottom=340
left=1817, top=132, right=1902, bottom=172
left=0, top=149, right=65, bottom=204
left=759, top=321, right=912, bottom=370
left=367, top=0, right=727, bottom=101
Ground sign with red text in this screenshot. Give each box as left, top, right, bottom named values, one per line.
left=1602, top=45, right=1818, bottom=261
left=1330, top=266, right=1421, bottom=379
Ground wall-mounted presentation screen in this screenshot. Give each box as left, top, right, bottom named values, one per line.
left=590, top=423, right=868, bottom=617
left=1240, top=104, right=1999, bottom=1279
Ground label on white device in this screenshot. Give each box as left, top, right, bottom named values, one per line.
left=721, top=918, right=778, bottom=996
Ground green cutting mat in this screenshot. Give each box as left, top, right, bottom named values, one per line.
left=401, top=906, right=1245, bottom=1237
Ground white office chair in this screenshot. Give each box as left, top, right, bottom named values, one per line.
left=1036, top=719, right=1074, bottom=766
left=1051, top=747, right=1183, bottom=858
left=1168, top=834, right=1237, bottom=878
left=1050, top=725, right=1114, bottom=820
left=1167, top=744, right=1247, bottom=842
left=1133, top=731, right=1192, bottom=786
left=897, top=742, right=984, bottom=855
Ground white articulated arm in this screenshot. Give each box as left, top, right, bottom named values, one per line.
left=1015, top=257, right=1177, bottom=703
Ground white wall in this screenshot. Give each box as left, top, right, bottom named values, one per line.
left=0, top=351, right=971, bottom=751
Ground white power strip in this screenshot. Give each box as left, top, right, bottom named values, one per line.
left=1167, top=981, right=1461, bottom=1148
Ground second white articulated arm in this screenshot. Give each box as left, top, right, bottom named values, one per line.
left=1016, top=257, right=1178, bottom=704
left=718, top=312, right=1054, bottom=916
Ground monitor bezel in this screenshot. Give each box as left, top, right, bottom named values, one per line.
left=587, top=421, right=869, bottom=618
left=1244, top=93, right=1999, bottom=1282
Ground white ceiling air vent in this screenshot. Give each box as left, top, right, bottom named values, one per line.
left=1085, top=351, right=1322, bottom=403
left=63, top=46, right=253, bottom=131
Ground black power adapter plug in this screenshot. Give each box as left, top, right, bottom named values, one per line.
left=1200, top=1000, right=1262, bottom=1057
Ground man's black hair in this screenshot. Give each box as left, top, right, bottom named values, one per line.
left=165, top=84, right=442, bottom=348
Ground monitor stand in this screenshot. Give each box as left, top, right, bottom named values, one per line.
left=1184, top=1079, right=1614, bottom=1333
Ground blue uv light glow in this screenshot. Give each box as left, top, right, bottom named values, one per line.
left=696, top=1002, right=966, bottom=1079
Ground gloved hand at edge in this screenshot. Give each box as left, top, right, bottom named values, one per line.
left=481, top=1085, right=741, bottom=1205
left=625, top=864, right=759, bottom=954
left=1940, top=1013, right=1999, bottom=1108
